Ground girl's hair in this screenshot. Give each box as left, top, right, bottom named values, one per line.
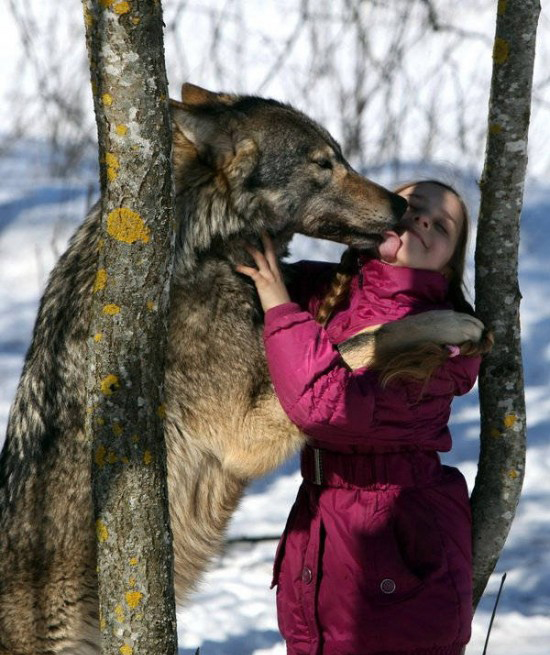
left=315, top=179, right=493, bottom=385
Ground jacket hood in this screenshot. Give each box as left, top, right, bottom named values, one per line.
left=324, top=257, right=451, bottom=343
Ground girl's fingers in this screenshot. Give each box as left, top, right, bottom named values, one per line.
left=239, top=236, right=282, bottom=283
left=235, top=264, right=256, bottom=277
left=261, top=232, right=280, bottom=275
left=242, top=245, right=267, bottom=274
left=261, top=232, right=274, bottom=257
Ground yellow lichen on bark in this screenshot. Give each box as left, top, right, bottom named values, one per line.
left=107, top=208, right=151, bottom=244
left=114, top=604, right=125, bottom=623
left=125, top=591, right=143, bottom=608
left=112, top=422, right=123, bottom=437
left=95, top=445, right=107, bottom=468
left=94, top=268, right=108, bottom=292
left=119, top=645, right=133, bottom=655
left=143, top=450, right=153, bottom=465
left=96, top=520, right=109, bottom=542
left=493, top=37, right=509, bottom=64
left=83, top=6, right=94, bottom=28
left=100, top=373, right=121, bottom=395
left=102, top=93, right=113, bottom=107
left=94, top=332, right=103, bottom=342
left=116, top=124, right=128, bottom=136
left=113, top=1, right=131, bottom=14
left=504, top=414, right=517, bottom=428
left=106, top=152, right=120, bottom=182
left=103, top=304, right=121, bottom=315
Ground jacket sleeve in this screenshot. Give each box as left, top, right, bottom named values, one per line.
left=263, top=302, right=382, bottom=442
left=263, top=303, right=481, bottom=444
left=422, top=352, right=481, bottom=398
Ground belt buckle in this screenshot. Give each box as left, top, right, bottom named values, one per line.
left=313, top=447, right=323, bottom=485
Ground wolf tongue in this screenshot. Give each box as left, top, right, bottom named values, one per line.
left=378, top=231, right=402, bottom=262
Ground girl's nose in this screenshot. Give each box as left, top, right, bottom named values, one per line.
left=414, top=214, right=431, bottom=230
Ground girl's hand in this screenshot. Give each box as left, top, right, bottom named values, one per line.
left=236, top=232, right=291, bottom=312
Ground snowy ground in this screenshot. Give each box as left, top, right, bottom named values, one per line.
left=0, top=139, right=549, bottom=654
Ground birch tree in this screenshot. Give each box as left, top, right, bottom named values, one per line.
left=471, top=0, right=540, bottom=608
left=82, top=1, right=178, bottom=652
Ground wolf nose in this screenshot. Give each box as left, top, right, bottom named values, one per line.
left=390, top=193, right=408, bottom=221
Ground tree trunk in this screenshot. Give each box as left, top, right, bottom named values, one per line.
left=82, top=1, right=178, bottom=653
left=471, top=0, right=540, bottom=609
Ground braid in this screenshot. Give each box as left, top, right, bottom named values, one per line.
left=316, top=248, right=360, bottom=326
left=376, top=330, right=494, bottom=390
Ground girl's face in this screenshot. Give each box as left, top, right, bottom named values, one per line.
left=381, top=182, right=464, bottom=274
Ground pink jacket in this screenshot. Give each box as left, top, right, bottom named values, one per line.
left=265, top=258, right=480, bottom=655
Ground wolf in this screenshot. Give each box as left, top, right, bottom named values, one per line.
left=0, top=84, right=482, bottom=653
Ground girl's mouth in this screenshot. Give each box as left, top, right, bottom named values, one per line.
left=408, top=229, right=427, bottom=248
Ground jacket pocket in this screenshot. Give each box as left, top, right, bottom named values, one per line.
left=368, top=492, right=445, bottom=605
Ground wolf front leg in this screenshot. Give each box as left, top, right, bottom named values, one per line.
left=338, top=310, right=485, bottom=370
left=166, top=391, right=304, bottom=602
left=220, top=391, right=306, bottom=480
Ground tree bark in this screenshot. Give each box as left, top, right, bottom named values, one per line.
left=82, top=1, right=178, bottom=653
left=471, top=0, right=540, bottom=609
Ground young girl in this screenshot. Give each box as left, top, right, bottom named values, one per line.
left=237, top=181, right=488, bottom=655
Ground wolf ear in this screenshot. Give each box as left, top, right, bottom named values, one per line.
left=170, top=97, right=235, bottom=167
left=180, top=83, right=238, bottom=107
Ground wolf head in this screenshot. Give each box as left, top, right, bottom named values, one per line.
left=170, top=84, right=406, bottom=262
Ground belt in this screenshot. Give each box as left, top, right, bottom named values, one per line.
left=301, top=444, right=442, bottom=489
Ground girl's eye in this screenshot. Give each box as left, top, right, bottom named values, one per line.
left=436, top=222, right=448, bottom=235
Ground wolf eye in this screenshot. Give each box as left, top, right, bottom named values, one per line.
left=314, top=158, right=333, bottom=170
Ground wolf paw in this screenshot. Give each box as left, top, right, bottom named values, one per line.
left=405, top=310, right=485, bottom=345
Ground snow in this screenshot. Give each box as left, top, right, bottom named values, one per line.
left=2, top=1, right=550, bottom=653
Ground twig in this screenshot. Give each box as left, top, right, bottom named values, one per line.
left=482, top=572, right=507, bottom=655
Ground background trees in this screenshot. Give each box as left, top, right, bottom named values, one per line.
left=4, top=1, right=549, bottom=180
